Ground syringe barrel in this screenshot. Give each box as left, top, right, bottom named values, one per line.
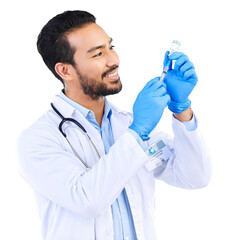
left=160, top=41, right=181, bottom=81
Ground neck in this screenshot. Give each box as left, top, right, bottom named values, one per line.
left=64, top=88, right=105, bottom=126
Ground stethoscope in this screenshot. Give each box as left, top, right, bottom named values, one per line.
left=51, top=103, right=101, bottom=171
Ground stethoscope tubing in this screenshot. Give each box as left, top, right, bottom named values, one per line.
left=51, top=103, right=87, bottom=136
left=51, top=103, right=101, bottom=170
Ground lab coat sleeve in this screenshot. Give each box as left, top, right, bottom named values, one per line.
left=153, top=115, right=211, bottom=189
left=18, top=123, right=148, bottom=218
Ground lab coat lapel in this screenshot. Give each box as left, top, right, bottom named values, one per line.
left=52, top=95, right=106, bottom=158
left=110, top=111, right=131, bottom=141
left=71, top=110, right=106, bottom=159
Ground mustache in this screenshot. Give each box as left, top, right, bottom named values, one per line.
left=102, top=65, right=119, bottom=79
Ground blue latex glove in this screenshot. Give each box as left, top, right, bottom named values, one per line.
left=163, top=51, right=198, bottom=113
left=129, top=77, right=170, bottom=140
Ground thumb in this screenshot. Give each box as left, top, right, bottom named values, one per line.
left=163, top=51, right=172, bottom=70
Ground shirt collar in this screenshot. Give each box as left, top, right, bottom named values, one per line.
left=59, top=90, right=112, bottom=120
left=103, top=99, right=112, bottom=120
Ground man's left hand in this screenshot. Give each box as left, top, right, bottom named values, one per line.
left=163, top=51, right=198, bottom=113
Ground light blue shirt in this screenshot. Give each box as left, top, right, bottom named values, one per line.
left=59, top=91, right=137, bottom=240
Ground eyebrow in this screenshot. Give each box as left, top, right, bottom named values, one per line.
left=87, top=38, right=113, bottom=53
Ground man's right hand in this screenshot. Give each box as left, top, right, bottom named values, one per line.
left=129, top=77, right=170, bottom=140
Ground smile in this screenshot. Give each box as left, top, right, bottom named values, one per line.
left=104, top=69, right=119, bottom=79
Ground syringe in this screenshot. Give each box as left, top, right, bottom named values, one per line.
left=160, top=40, right=181, bottom=82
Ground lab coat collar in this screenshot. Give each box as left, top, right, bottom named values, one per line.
left=51, top=94, right=124, bottom=121
left=59, top=90, right=90, bottom=119
left=51, top=94, right=130, bottom=159
left=58, top=90, right=113, bottom=121
left=52, top=95, right=79, bottom=118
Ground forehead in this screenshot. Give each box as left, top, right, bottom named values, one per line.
left=67, top=23, right=110, bottom=52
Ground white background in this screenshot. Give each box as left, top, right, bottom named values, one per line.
left=1, top=0, right=227, bottom=239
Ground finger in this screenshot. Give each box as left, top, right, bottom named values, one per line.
left=143, top=77, right=166, bottom=93
left=142, top=77, right=160, bottom=91
left=180, top=61, right=194, bottom=73
left=169, top=51, right=185, bottom=60
left=183, top=69, right=198, bottom=83
left=152, top=86, right=167, bottom=97
left=163, top=51, right=171, bottom=68
left=174, top=54, right=189, bottom=71
left=163, top=51, right=172, bottom=71
left=159, top=93, right=171, bottom=105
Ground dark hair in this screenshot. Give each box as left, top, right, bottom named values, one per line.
left=37, top=10, right=96, bottom=84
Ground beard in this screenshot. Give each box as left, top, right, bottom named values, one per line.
left=75, top=66, right=122, bottom=101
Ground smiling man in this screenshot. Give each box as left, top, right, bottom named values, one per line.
left=53, top=23, right=122, bottom=126
left=18, top=10, right=211, bottom=240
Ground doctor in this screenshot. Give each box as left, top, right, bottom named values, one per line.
left=18, top=10, right=211, bottom=240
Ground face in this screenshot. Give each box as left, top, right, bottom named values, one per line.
left=67, top=23, right=122, bottom=100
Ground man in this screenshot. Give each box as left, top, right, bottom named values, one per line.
left=18, top=10, right=211, bottom=240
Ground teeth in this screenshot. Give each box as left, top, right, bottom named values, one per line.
left=106, top=70, right=118, bottom=77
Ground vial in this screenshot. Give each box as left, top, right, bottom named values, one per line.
left=168, top=40, right=181, bottom=56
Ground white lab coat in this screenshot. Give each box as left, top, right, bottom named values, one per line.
left=18, top=95, right=211, bottom=240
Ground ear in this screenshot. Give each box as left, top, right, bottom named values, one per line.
left=55, top=63, right=74, bottom=82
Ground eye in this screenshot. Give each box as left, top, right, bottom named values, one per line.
left=93, top=52, right=103, bottom=58
left=110, top=45, right=115, bottom=50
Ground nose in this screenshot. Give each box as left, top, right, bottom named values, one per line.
left=106, top=50, right=120, bottom=67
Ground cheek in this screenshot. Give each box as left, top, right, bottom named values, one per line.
left=75, top=55, right=106, bottom=79
left=85, top=61, right=106, bottom=78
